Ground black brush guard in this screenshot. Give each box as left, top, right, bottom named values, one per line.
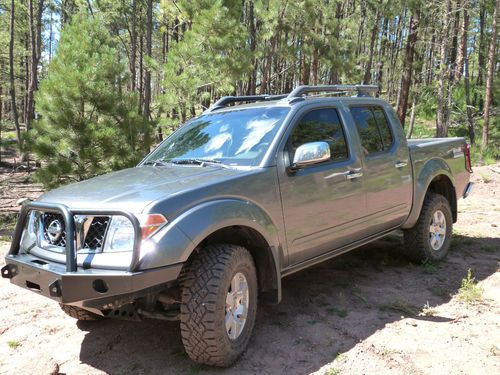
left=7, top=201, right=142, bottom=272
left=2, top=201, right=182, bottom=307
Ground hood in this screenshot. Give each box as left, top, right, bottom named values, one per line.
left=38, top=166, right=247, bottom=213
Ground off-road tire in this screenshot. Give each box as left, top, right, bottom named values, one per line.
left=60, top=304, right=103, bottom=321
left=403, top=192, right=453, bottom=262
left=180, top=244, right=258, bottom=367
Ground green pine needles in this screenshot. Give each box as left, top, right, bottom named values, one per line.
left=29, top=15, right=151, bottom=188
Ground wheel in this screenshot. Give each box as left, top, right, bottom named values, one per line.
left=403, top=192, right=453, bottom=262
left=60, top=304, right=103, bottom=321
left=180, top=244, right=258, bottom=367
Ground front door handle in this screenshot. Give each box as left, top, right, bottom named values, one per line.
left=395, top=161, right=408, bottom=168
left=344, top=169, right=363, bottom=180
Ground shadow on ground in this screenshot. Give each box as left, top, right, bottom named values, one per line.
left=77, top=232, right=499, bottom=375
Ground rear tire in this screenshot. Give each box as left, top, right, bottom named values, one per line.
left=60, top=304, right=102, bottom=321
left=403, top=192, right=453, bottom=262
left=180, top=244, right=258, bottom=367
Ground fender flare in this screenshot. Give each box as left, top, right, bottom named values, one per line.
left=402, top=157, right=456, bottom=229
left=139, top=199, right=283, bottom=301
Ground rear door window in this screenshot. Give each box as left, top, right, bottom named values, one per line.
left=350, top=106, right=393, bottom=155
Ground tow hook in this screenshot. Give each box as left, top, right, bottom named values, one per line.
left=1, top=264, right=17, bottom=279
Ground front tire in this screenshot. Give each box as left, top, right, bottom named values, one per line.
left=180, top=244, right=258, bottom=367
left=403, top=192, right=453, bottom=262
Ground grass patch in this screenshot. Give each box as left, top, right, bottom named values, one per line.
left=0, top=213, right=17, bottom=231
left=422, top=260, right=438, bottom=274
left=325, top=368, right=341, bottom=375
left=479, top=172, right=492, bottom=183
left=7, top=340, right=20, bottom=349
left=419, top=301, right=438, bottom=316
left=456, top=269, right=483, bottom=303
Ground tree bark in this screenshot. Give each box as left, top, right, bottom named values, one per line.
left=363, top=6, right=381, bottom=84
left=436, top=0, right=452, bottom=137
left=26, top=0, right=44, bottom=133
left=142, top=0, right=152, bottom=121
left=464, top=54, right=475, bottom=144
left=246, top=1, right=257, bottom=95
left=396, top=9, right=420, bottom=127
left=9, top=0, right=22, bottom=151
left=482, top=0, right=499, bottom=148
left=475, top=0, right=486, bottom=87
left=454, top=0, right=469, bottom=82
left=406, top=96, right=417, bottom=139
left=129, top=0, right=137, bottom=92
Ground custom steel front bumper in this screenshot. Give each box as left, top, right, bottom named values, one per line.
left=2, top=201, right=183, bottom=309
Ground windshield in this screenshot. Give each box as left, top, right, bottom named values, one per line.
left=143, top=107, right=290, bottom=167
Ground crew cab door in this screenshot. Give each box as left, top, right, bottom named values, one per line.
left=349, top=104, right=412, bottom=234
left=277, top=107, right=366, bottom=265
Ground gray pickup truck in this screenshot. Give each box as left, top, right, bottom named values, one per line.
left=2, top=85, right=473, bottom=366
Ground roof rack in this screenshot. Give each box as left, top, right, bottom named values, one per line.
left=205, top=85, right=379, bottom=112
left=287, top=85, right=380, bottom=99
left=207, top=94, right=288, bottom=112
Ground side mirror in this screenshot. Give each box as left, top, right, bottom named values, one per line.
left=290, top=141, right=330, bottom=170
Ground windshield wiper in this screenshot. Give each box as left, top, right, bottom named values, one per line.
left=142, top=160, right=170, bottom=167
left=170, top=158, right=229, bottom=168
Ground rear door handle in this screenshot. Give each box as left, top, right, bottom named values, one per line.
left=395, top=161, right=408, bottom=168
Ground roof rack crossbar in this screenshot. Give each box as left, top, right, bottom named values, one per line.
left=208, top=94, right=288, bottom=112
left=287, top=85, right=379, bottom=98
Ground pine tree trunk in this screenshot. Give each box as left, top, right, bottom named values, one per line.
left=396, top=9, right=420, bottom=127
left=376, top=18, right=389, bottom=87
left=482, top=0, right=499, bottom=148
left=454, top=0, right=469, bottom=82
left=142, top=0, right=152, bottom=121
left=246, top=1, right=257, bottom=95
left=406, top=96, right=417, bottom=139
left=363, top=6, right=381, bottom=84
left=436, top=0, right=452, bottom=137
left=26, top=0, right=44, bottom=134
left=9, top=0, right=22, bottom=152
left=476, top=0, right=486, bottom=87
left=464, top=54, right=475, bottom=144
left=129, top=0, right=137, bottom=92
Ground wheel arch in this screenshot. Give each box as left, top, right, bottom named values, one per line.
left=403, top=158, right=457, bottom=229
left=145, top=199, right=283, bottom=303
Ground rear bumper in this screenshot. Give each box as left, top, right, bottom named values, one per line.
left=463, top=182, right=474, bottom=198
left=2, top=253, right=183, bottom=309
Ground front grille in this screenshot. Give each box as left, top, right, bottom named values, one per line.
left=82, top=217, right=110, bottom=250
left=41, top=213, right=67, bottom=247
left=38, top=213, right=110, bottom=251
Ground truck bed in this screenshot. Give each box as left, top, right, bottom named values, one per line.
left=408, top=136, right=470, bottom=207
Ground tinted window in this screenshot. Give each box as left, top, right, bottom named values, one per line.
left=350, top=107, right=383, bottom=153
left=351, top=106, right=393, bottom=155
left=372, top=107, right=393, bottom=149
left=289, top=108, right=348, bottom=162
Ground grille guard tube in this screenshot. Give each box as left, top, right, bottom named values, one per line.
left=10, top=201, right=142, bottom=272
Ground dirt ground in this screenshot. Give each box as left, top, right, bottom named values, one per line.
left=0, top=165, right=499, bottom=375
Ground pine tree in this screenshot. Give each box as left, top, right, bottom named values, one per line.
left=28, top=15, right=149, bottom=188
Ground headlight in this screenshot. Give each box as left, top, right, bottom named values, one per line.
left=20, top=211, right=37, bottom=250
left=103, top=216, right=135, bottom=252
left=102, top=214, right=167, bottom=253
